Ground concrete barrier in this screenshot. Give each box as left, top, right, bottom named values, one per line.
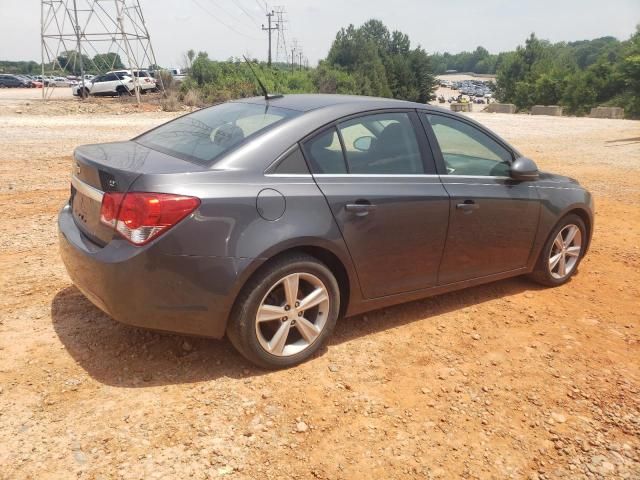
left=531, top=105, right=563, bottom=116
left=486, top=103, right=516, bottom=114
left=589, top=106, right=624, bottom=119
left=451, top=103, right=472, bottom=113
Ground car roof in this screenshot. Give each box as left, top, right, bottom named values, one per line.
left=235, top=94, right=444, bottom=113
left=212, top=93, right=520, bottom=171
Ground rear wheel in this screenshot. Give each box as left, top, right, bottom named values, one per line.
left=227, top=254, right=340, bottom=369
left=529, top=214, right=586, bottom=286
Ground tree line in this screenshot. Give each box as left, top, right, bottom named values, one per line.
left=2, top=20, right=638, bottom=117
left=432, top=30, right=639, bottom=117
left=183, top=22, right=640, bottom=118
left=182, top=19, right=437, bottom=105
left=495, top=31, right=640, bottom=117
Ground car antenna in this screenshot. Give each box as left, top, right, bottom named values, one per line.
left=242, top=55, right=283, bottom=101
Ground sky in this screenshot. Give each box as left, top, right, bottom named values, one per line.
left=0, top=0, right=638, bottom=68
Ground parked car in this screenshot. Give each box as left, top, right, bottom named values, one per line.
left=0, top=74, right=32, bottom=88
left=15, top=75, right=41, bottom=88
left=108, top=69, right=157, bottom=92
left=168, top=67, right=187, bottom=83
left=49, top=76, right=74, bottom=87
left=72, top=73, right=135, bottom=97
left=59, top=94, right=593, bottom=369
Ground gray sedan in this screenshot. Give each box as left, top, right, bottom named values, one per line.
left=58, top=94, right=593, bottom=368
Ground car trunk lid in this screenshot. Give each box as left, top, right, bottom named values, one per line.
left=70, top=141, right=206, bottom=245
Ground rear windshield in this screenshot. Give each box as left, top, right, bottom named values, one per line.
left=136, top=102, right=300, bottom=165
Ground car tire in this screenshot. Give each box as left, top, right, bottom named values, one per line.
left=227, top=253, right=340, bottom=369
left=529, top=214, right=587, bottom=287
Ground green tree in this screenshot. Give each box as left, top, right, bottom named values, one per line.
left=57, top=50, right=91, bottom=75
left=92, top=53, right=125, bottom=72
left=326, top=19, right=436, bottom=102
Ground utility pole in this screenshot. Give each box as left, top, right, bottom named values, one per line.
left=298, top=50, right=303, bottom=71
left=261, top=10, right=278, bottom=67
left=291, top=38, right=299, bottom=72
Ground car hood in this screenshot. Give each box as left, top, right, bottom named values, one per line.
left=538, top=171, right=581, bottom=185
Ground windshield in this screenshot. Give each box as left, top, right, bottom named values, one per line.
left=136, top=102, right=300, bottom=165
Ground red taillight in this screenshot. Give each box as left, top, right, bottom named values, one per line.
left=100, top=192, right=124, bottom=227
left=100, top=192, right=200, bottom=246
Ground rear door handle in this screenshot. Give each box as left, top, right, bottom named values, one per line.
left=456, top=200, right=479, bottom=213
left=345, top=201, right=376, bottom=216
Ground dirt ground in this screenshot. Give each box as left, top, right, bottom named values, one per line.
left=0, top=93, right=639, bottom=480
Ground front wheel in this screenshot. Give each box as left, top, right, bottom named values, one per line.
left=529, top=214, right=586, bottom=286
left=227, top=254, right=340, bottom=369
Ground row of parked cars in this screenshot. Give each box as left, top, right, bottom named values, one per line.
left=0, top=74, right=45, bottom=88
left=0, top=73, right=95, bottom=88
left=0, top=70, right=160, bottom=98
left=443, top=79, right=495, bottom=99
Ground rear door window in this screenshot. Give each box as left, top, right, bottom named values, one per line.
left=338, top=112, right=424, bottom=174
left=303, top=128, right=347, bottom=174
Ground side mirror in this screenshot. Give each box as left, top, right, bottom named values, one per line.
left=510, top=157, right=539, bottom=181
left=353, top=136, right=373, bottom=152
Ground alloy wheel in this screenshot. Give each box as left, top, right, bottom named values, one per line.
left=549, top=224, right=582, bottom=279
left=255, top=272, right=330, bottom=357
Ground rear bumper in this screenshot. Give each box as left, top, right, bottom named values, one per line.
left=58, top=204, right=253, bottom=338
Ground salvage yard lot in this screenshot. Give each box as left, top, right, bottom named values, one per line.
left=0, top=93, right=639, bottom=479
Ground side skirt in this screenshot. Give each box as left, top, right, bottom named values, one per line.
left=345, top=267, right=529, bottom=317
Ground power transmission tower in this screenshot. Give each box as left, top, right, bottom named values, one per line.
left=40, top=0, right=162, bottom=102
left=261, top=10, right=278, bottom=67
left=273, top=6, right=288, bottom=64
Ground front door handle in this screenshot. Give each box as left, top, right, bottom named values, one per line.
left=345, top=201, right=376, bottom=216
left=456, top=200, right=479, bottom=214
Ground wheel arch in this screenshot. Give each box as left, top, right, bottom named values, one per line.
left=564, top=206, right=593, bottom=254
left=227, top=241, right=357, bottom=328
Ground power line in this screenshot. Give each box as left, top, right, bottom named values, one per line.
left=190, top=0, right=260, bottom=40
left=207, top=0, right=256, bottom=29
left=254, top=0, right=267, bottom=14
left=231, top=0, right=261, bottom=27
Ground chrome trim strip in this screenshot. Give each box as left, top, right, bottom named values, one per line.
left=71, top=175, right=104, bottom=202
left=311, top=174, right=512, bottom=180
left=443, top=175, right=511, bottom=180
left=313, top=173, right=440, bottom=178
left=264, top=173, right=313, bottom=178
